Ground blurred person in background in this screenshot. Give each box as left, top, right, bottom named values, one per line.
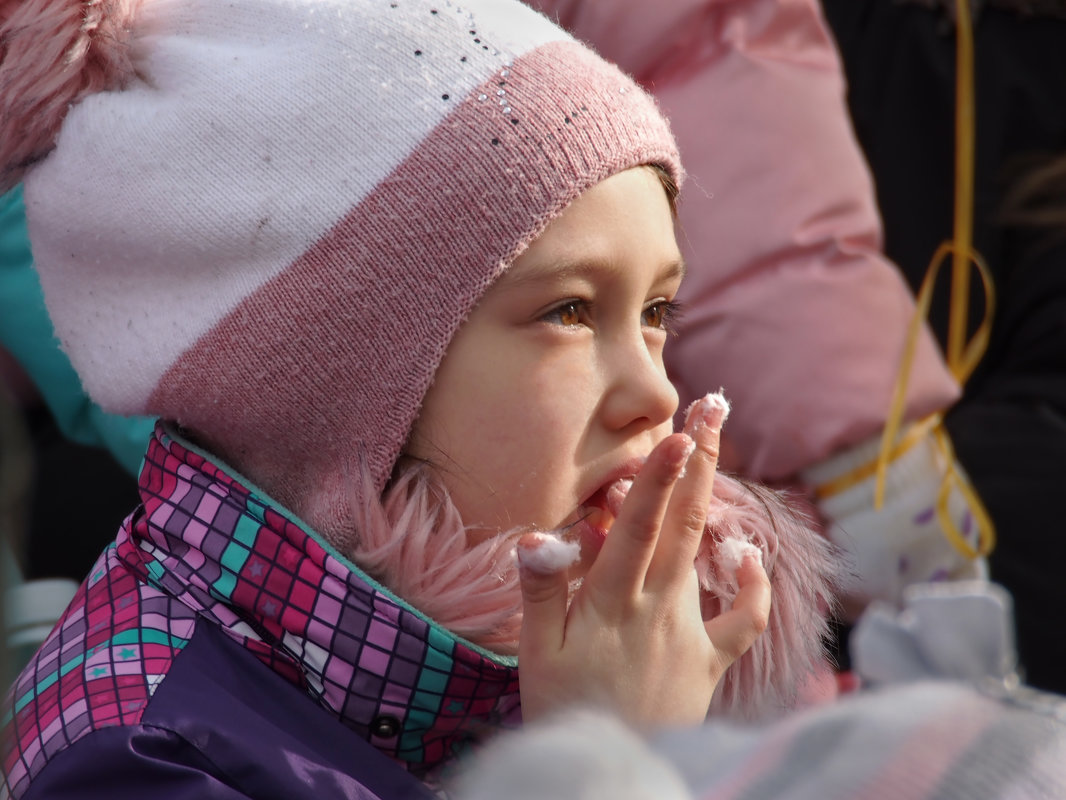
left=821, top=0, right=1066, bottom=692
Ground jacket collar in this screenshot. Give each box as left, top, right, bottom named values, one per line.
left=129, top=424, right=521, bottom=776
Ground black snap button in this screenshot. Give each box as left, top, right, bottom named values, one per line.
left=371, top=715, right=401, bottom=739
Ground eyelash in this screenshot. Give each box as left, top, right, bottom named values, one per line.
left=541, top=299, right=683, bottom=333
left=644, top=300, right=683, bottom=334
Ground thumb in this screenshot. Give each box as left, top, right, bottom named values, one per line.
left=517, top=532, right=574, bottom=656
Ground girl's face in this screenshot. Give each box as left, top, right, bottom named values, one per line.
left=407, top=167, right=683, bottom=550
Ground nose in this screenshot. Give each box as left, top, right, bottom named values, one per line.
left=599, top=334, right=679, bottom=434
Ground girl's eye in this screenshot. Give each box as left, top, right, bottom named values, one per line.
left=643, top=300, right=682, bottom=332
left=543, top=300, right=584, bottom=326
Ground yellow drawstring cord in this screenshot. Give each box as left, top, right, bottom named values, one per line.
left=818, top=0, right=996, bottom=561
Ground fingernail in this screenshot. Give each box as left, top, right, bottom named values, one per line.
left=665, top=434, right=696, bottom=478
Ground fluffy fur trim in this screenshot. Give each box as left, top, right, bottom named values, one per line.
left=698, top=474, right=841, bottom=720
left=352, top=461, right=526, bottom=653
left=0, top=0, right=141, bottom=190
left=350, top=462, right=842, bottom=720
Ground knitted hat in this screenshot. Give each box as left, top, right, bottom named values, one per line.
left=0, top=0, right=681, bottom=551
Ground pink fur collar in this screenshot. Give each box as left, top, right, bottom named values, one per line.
left=352, top=463, right=842, bottom=721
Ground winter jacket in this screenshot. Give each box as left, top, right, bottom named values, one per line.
left=2, top=424, right=520, bottom=799
left=820, top=0, right=1066, bottom=693
left=529, top=0, right=961, bottom=480
left=456, top=679, right=1066, bottom=800
left=455, top=583, right=1066, bottom=800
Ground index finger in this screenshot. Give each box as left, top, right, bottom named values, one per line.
left=583, top=433, right=694, bottom=600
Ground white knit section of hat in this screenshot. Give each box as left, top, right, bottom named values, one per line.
left=24, top=0, right=569, bottom=414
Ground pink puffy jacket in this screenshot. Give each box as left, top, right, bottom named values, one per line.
left=529, top=0, right=959, bottom=481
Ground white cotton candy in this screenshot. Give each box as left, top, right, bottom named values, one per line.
left=685, top=389, right=731, bottom=430
left=717, top=537, right=761, bottom=578
left=518, top=533, right=581, bottom=574
left=704, top=389, right=732, bottom=420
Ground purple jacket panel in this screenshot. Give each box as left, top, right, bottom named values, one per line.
left=21, top=623, right=434, bottom=800
left=3, top=424, right=520, bottom=798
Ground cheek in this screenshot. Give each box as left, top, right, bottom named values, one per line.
left=472, top=364, right=588, bottom=474
left=479, top=346, right=596, bottom=435
left=412, top=333, right=603, bottom=532
left=462, top=366, right=598, bottom=532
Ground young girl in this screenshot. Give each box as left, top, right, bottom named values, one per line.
left=0, top=0, right=839, bottom=796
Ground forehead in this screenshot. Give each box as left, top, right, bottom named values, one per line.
left=497, top=167, right=683, bottom=286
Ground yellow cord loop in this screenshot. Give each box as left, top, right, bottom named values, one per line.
left=821, top=0, right=996, bottom=561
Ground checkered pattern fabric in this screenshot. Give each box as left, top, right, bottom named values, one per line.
left=2, top=424, right=520, bottom=796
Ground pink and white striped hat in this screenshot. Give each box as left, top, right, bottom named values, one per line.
left=1, top=0, right=681, bottom=550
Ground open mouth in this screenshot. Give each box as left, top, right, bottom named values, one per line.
left=578, top=476, right=634, bottom=539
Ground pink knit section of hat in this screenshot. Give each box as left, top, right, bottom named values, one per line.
left=152, top=53, right=676, bottom=550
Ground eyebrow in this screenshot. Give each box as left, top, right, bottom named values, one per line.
left=498, top=256, right=687, bottom=290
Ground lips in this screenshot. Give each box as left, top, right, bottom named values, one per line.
left=578, top=460, right=642, bottom=538
left=560, top=460, right=643, bottom=574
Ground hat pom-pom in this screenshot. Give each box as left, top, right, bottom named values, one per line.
left=0, top=0, right=140, bottom=190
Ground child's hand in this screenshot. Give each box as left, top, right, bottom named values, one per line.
left=517, top=396, right=771, bottom=728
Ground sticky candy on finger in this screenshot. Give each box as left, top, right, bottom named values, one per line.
left=684, top=390, right=731, bottom=439
left=717, top=536, right=763, bottom=579
left=516, top=532, right=581, bottom=575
